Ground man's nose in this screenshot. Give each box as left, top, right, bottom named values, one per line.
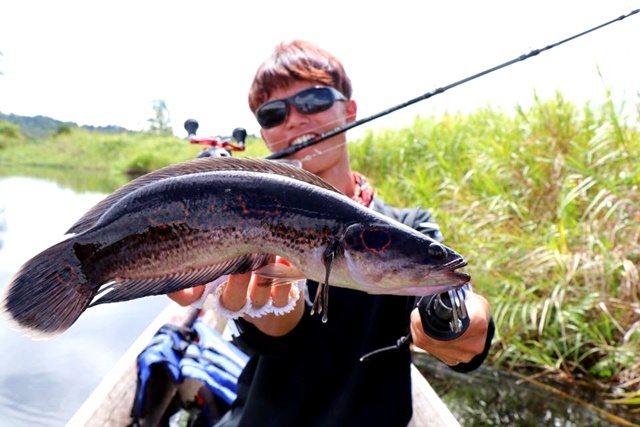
left=284, top=105, right=309, bottom=127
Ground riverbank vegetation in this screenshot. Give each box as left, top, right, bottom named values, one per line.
left=350, top=92, right=640, bottom=419
left=0, top=121, right=268, bottom=190
left=1, top=93, right=638, bottom=418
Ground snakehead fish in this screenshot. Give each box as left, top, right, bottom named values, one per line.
left=0, top=158, right=470, bottom=339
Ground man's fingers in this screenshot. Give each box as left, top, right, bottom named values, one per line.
left=248, top=256, right=298, bottom=308
left=271, top=283, right=293, bottom=307
left=223, top=272, right=252, bottom=311
left=249, top=276, right=274, bottom=307
left=221, top=256, right=303, bottom=314
left=248, top=254, right=275, bottom=307
left=168, top=285, right=205, bottom=307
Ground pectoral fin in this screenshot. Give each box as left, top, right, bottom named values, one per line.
left=89, top=254, right=271, bottom=306
left=253, top=263, right=306, bottom=286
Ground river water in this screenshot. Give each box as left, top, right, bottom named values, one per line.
left=0, top=177, right=168, bottom=426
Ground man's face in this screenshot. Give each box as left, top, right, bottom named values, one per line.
left=258, top=81, right=356, bottom=176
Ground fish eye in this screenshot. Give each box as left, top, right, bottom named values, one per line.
left=361, top=229, right=391, bottom=253
left=428, top=242, right=446, bottom=260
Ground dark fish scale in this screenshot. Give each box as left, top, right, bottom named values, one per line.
left=67, top=157, right=341, bottom=235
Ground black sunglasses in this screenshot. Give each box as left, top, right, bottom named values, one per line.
left=255, top=86, right=347, bottom=129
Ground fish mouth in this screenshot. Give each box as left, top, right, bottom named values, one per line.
left=450, top=258, right=470, bottom=286
left=434, top=256, right=467, bottom=273
left=383, top=263, right=471, bottom=297
left=435, top=268, right=470, bottom=289
left=452, top=270, right=471, bottom=283
left=435, top=257, right=470, bottom=288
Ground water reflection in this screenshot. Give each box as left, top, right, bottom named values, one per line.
left=412, top=352, right=640, bottom=427
left=0, top=177, right=168, bottom=427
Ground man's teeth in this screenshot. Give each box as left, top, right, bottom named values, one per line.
left=292, top=135, right=315, bottom=146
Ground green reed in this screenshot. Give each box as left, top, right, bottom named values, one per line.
left=350, top=91, right=640, bottom=409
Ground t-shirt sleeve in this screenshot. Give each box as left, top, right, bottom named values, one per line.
left=373, top=199, right=444, bottom=242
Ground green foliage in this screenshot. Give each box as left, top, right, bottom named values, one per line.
left=239, top=137, right=270, bottom=158
left=0, top=127, right=266, bottom=192
left=55, top=124, right=72, bottom=136
left=350, top=91, right=639, bottom=408
left=0, top=112, right=131, bottom=139
left=0, top=120, right=22, bottom=139
left=0, top=120, right=24, bottom=149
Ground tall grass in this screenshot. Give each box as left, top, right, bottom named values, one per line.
left=350, top=92, right=640, bottom=408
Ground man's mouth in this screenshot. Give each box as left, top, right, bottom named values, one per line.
left=290, top=134, right=316, bottom=147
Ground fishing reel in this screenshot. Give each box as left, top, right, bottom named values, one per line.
left=418, top=284, right=470, bottom=341
left=184, top=119, right=247, bottom=158
left=359, top=284, right=472, bottom=362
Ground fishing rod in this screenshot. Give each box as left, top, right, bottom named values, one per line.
left=265, top=8, right=639, bottom=160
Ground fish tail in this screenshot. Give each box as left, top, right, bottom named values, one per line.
left=0, top=238, right=96, bottom=340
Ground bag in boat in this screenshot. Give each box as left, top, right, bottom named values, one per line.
left=131, top=318, right=248, bottom=426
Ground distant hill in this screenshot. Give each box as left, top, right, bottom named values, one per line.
left=0, top=112, right=133, bottom=139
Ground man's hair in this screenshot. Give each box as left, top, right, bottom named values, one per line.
left=248, top=40, right=352, bottom=113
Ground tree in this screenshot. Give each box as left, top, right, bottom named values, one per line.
left=147, top=99, right=173, bottom=135
left=0, top=120, right=24, bottom=149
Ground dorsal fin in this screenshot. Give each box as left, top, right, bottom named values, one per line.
left=67, top=157, right=340, bottom=234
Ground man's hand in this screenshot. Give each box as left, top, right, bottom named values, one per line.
left=167, top=256, right=305, bottom=337
left=168, top=286, right=205, bottom=306
left=410, top=292, right=491, bottom=366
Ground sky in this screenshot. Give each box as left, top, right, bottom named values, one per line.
left=0, top=1, right=638, bottom=140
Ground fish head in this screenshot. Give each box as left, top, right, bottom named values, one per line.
left=340, top=222, right=470, bottom=296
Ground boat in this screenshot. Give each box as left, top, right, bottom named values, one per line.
left=66, top=302, right=461, bottom=427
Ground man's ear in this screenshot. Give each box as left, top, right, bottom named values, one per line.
left=346, top=99, right=357, bottom=123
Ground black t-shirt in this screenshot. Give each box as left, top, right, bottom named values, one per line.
left=215, top=199, right=442, bottom=427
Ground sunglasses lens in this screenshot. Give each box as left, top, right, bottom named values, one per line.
left=293, top=88, right=335, bottom=114
left=256, top=101, right=288, bottom=128
left=256, top=87, right=345, bottom=129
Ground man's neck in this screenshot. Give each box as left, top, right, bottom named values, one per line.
left=317, top=158, right=355, bottom=198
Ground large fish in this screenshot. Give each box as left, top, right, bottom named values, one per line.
left=0, top=158, right=470, bottom=339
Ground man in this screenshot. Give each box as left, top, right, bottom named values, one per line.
left=170, top=39, right=492, bottom=426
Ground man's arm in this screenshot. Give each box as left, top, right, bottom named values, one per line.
left=374, top=200, right=494, bottom=370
